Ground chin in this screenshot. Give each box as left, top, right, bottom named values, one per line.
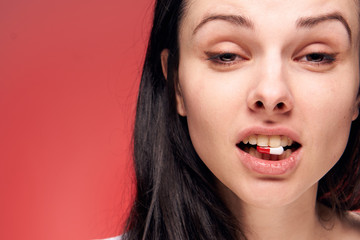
left=224, top=179, right=318, bottom=210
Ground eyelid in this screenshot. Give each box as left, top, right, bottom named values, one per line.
left=295, top=52, right=338, bottom=64
left=205, top=51, right=247, bottom=65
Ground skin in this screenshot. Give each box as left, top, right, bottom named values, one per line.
left=162, top=0, right=360, bottom=239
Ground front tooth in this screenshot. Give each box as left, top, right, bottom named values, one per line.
left=243, top=137, right=249, bottom=144
left=249, top=135, right=257, bottom=145
left=280, top=136, right=288, bottom=147
left=269, top=135, right=281, bottom=147
left=257, top=135, right=268, bottom=146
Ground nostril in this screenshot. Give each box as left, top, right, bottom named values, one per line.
left=255, top=101, right=264, bottom=108
left=276, top=102, right=285, bottom=110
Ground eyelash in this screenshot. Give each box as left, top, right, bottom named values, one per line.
left=205, top=52, right=338, bottom=67
left=296, top=52, right=338, bottom=65
left=206, top=52, right=245, bottom=66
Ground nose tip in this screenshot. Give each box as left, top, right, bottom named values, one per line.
left=247, top=82, right=294, bottom=115
left=247, top=54, right=294, bottom=116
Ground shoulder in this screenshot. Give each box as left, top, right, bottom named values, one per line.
left=337, top=211, right=360, bottom=240
left=344, top=211, right=360, bottom=229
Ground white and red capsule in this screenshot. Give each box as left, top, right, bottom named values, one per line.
left=256, top=146, right=284, bottom=155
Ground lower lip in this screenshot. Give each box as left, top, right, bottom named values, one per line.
left=236, top=147, right=302, bottom=175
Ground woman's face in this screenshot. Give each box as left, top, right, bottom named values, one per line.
left=172, top=0, right=360, bottom=208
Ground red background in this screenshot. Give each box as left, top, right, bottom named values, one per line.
left=0, top=0, right=152, bottom=239
left=2, top=1, right=359, bottom=240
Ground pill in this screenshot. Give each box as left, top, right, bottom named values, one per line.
left=256, top=146, right=284, bottom=155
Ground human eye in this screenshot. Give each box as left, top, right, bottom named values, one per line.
left=296, top=52, right=338, bottom=65
left=205, top=52, right=246, bottom=66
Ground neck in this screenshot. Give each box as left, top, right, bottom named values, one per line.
left=219, top=183, right=334, bottom=240
left=240, top=196, right=320, bottom=240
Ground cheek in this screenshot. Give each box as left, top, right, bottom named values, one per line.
left=178, top=72, right=242, bottom=169
left=183, top=96, right=230, bottom=175
left=182, top=86, right=229, bottom=149
left=296, top=78, right=356, bottom=173
left=296, top=68, right=357, bottom=133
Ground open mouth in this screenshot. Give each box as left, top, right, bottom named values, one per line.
left=236, top=134, right=301, bottom=161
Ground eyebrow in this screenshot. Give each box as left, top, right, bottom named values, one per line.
left=192, top=14, right=254, bottom=35
left=296, top=12, right=352, bottom=43
left=192, top=12, right=352, bottom=42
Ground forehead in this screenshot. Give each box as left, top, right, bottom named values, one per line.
left=180, top=0, right=359, bottom=42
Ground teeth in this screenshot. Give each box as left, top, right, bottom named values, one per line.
left=247, top=147, right=293, bottom=160
left=255, top=149, right=262, bottom=158
left=257, top=135, right=268, bottom=146
left=249, top=147, right=257, bottom=156
left=270, top=154, right=278, bottom=161
left=284, top=149, right=291, bottom=158
left=249, top=135, right=257, bottom=145
left=280, top=136, right=288, bottom=147
left=263, top=153, right=270, bottom=160
left=269, top=135, right=281, bottom=147
left=242, top=134, right=294, bottom=147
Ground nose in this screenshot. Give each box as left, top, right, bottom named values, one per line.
left=247, top=58, right=293, bottom=116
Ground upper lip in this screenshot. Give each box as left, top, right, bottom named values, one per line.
left=236, top=126, right=301, bottom=145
